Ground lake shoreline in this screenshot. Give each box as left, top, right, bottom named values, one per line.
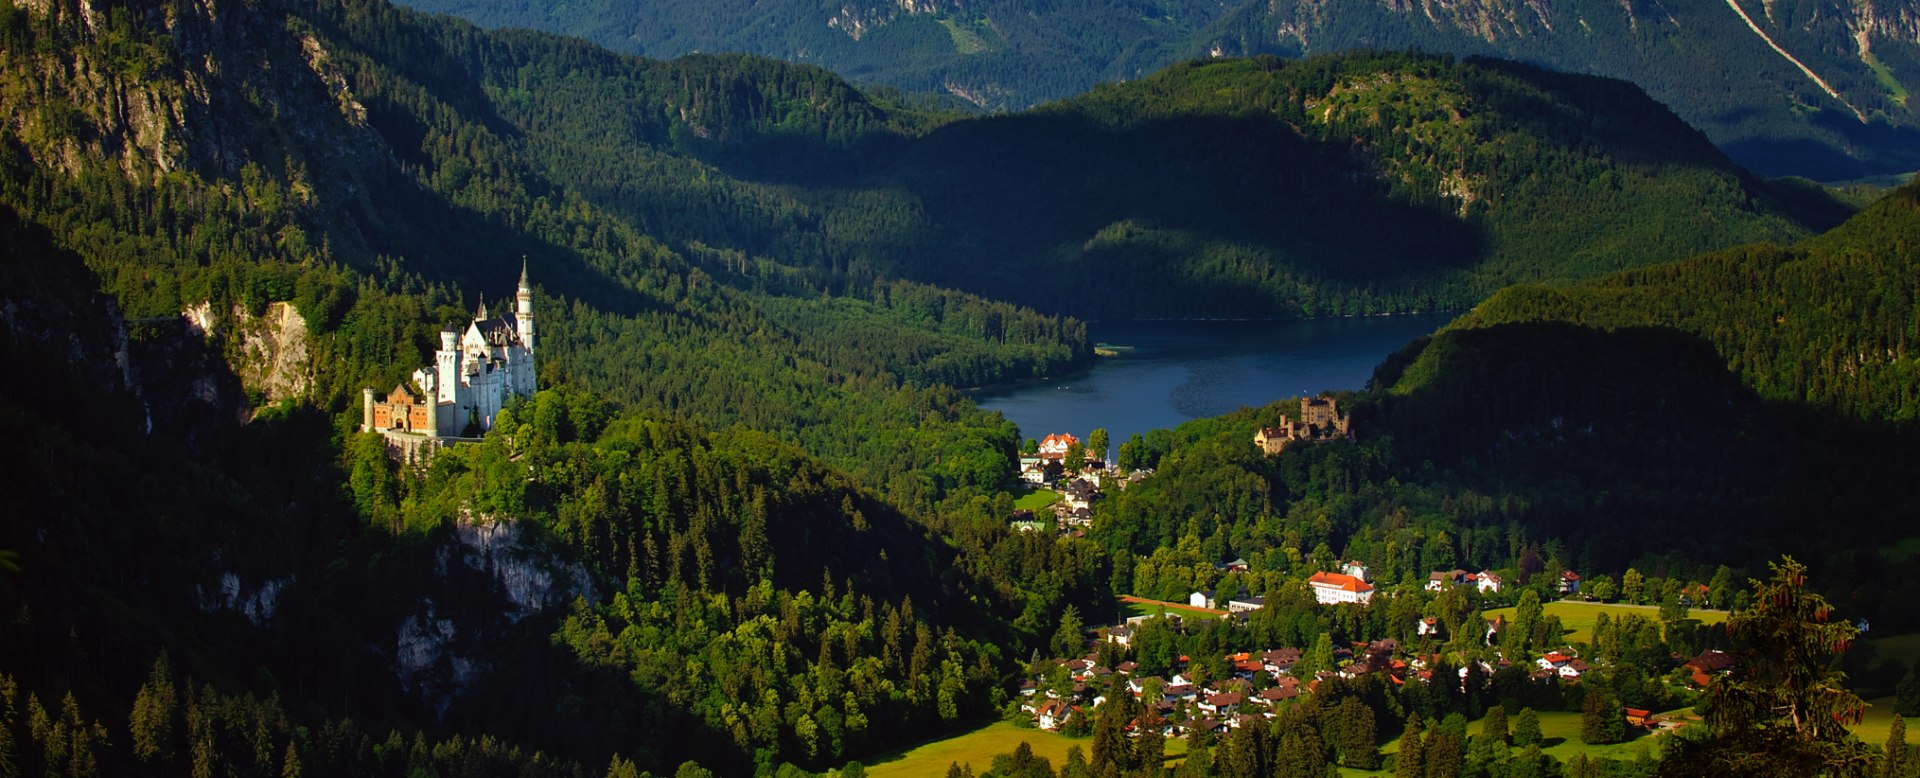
left=972, top=314, right=1456, bottom=443
left=1078, top=309, right=1463, bottom=325
left=958, top=311, right=1463, bottom=394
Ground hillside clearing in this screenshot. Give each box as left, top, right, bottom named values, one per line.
left=1482, top=600, right=1728, bottom=643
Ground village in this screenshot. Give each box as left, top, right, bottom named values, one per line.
left=1013, top=555, right=1736, bottom=745
left=1012, top=396, right=1355, bottom=535
left=1004, top=395, right=1741, bottom=759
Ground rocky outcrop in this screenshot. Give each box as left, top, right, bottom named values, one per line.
left=393, top=510, right=596, bottom=716
left=181, top=301, right=314, bottom=414
left=452, top=510, right=596, bottom=622
left=828, top=0, right=965, bottom=40
left=198, top=571, right=288, bottom=626
left=395, top=599, right=477, bottom=715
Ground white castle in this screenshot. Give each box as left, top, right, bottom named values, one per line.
left=362, top=262, right=536, bottom=443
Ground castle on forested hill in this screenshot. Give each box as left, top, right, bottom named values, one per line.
left=362, top=263, right=536, bottom=453
left=1254, top=396, right=1351, bottom=455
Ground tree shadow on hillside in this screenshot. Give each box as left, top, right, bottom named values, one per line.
left=1364, top=320, right=1920, bottom=618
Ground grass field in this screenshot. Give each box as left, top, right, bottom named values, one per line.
left=861, top=721, right=1083, bottom=777
left=1481, top=601, right=1728, bottom=644
left=1117, top=595, right=1226, bottom=620
left=1013, top=487, right=1061, bottom=512
left=1335, top=708, right=1678, bottom=775
left=1879, top=537, right=1920, bottom=562
left=860, top=698, right=1907, bottom=776
left=859, top=721, right=1186, bottom=776
left=1868, top=632, right=1920, bottom=666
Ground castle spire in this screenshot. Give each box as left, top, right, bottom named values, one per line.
left=519, top=256, right=530, bottom=291
left=476, top=292, right=486, bottom=320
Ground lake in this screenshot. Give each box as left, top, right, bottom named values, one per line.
left=972, top=314, right=1454, bottom=448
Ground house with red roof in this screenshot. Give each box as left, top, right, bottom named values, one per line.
left=1037, top=433, right=1080, bottom=460
left=1558, top=570, right=1582, bottom=594
left=1684, top=649, right=1735, bottom=688
left=1307, top=571, right=1375, bottom=605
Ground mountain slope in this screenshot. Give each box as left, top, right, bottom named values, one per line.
left=404, top=39, right=1829, bottom=320
left=0, top=0, right=1110, bottom=772
left=398, top=0, right=1920, bottom=179
left=1084, top=185, right=1920, bottom=639
left=1435, top=179, right=1920, bottom=422
left=849, top=54, right=1819, bottom=319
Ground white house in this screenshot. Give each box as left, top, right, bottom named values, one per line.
left=1307, top=571, right=1374, bottom=605
left=1037, top=433, right=1079, bottom=460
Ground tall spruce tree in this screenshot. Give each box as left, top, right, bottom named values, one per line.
left=1897, top=663, right=1920, bottom=717
left=1658, top=557, right=1874, bottom=776
left=131, top=653, right=177, bottom=763
left=1512, top=708, right=1542, bottom=748
left=1482, top=705, right=1509, bottom=745
left=1394, top=713, right=1425, bottom=778
left=1423, top=726, right=1465, bottom=778
left=1579, top=685, right=1626, bottom=745
left=1885, top=715, right=1908, bottom=778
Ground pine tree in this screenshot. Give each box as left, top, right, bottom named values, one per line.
left=1302, top=632, right=1336, bottom=677
left=1173, top=746, right=1212, bottom=778
left=1512, top=708, right=1542, bottom=748
left=1219, top=725, right=1264, bottom=778
left=1052, top=605, right=1084, bottom=658
left=131, top=653, right=177, bottom=763
left=1089, top=687, right=1133, bottom=772
left=1423, top=726, right=1464, bottom=778
left=0, top=675, right=18, bottom=778
left=1482, top=705, right=1508, bottom=745
left=1885, top=716, right=1908, bottom=778
left=1061, top=745, right=1088, bottom=778
left=281, top=741, right=302, bottom=778
left=1579, top=685, right=1625, bottom=745
left=1394, top=714, right=1425, bottom=778
left=607, top=755, right=643, bottom=778
left=1658, top=557, right=1875, bottom=777
left=1897, top=663, right=1920, bottom=717
left=1332, top=696, right=1379, bottom=769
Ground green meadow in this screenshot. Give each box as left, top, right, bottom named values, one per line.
left=1482, top=601, right=1728, bottom=644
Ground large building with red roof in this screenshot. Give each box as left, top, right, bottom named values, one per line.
left=1307, top=571, right=1374, bottom=605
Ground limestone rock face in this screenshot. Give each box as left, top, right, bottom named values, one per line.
left=182, top=300, right=314, bottom=417
left=455, top=510, right=597, bottom=622
left=392, top=511, right=597, bottom=716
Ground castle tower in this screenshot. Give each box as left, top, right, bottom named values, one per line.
left=515, top=258, right=535, bottom=353
left=436, top=329, right=459, bottom=405
left=514, top=258, right=536, bottom=396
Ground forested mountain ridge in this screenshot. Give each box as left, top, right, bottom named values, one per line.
left=1431, top=179, right=1920, bottom=422
left=390, top=23, right=1834, bottom=320
left=1086, top=185, right=1920, bottom=662
left=0, top=0, right=1086, bottom=490
left=398, top=0, right=1920, bottom=180
left=0, top=0, right=1111, bottom=772
left=844, top=54, right=1820, bottom=319
left=0, top=0, right=1907, bottom=772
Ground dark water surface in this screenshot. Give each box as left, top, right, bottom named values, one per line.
left=972, top=314, right=1454, bottom=449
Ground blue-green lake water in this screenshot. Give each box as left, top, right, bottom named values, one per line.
left=972, top=314, right=1454, bottom=449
